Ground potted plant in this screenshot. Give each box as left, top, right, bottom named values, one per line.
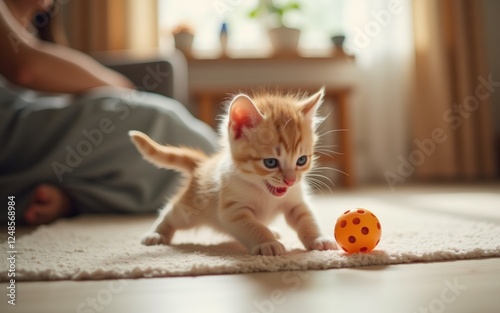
left=249, top=0, right=302, bottom=55
left=172, top=23, right=194, bottom=57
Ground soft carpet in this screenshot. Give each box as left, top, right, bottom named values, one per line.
left=2, top=193, right=500, bottom=281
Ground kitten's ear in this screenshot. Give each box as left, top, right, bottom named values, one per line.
left=228, top=94, right=264, bottom=139
left=299, top=87, right=325, bottom=120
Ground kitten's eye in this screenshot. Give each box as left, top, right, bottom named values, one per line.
left=296, top=155, right=308, bottom=166
left=263, top=158, right=279, bottom=169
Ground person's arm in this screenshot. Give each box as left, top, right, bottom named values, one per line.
left=0, top=1, right=134, bottom=93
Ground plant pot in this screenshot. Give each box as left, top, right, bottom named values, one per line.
left=173, top=32, right=194, bottom=56
left=331, top=35, right=345, bottom=49
left=268, top=27, right=300, bottom=55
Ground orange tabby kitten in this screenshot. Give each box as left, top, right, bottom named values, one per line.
left=129, top=87, right=337, bottom=256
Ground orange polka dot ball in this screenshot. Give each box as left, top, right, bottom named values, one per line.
left=334, top=208, right=381, bottom=254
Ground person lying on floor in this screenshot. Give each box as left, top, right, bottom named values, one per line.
left=0, top=0, right=217, bottom=225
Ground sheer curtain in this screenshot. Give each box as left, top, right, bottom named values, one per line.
left=341, top=0, right=415, bottom=183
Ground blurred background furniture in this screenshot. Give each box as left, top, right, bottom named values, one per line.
left=93, top=49, right=189, bottom=106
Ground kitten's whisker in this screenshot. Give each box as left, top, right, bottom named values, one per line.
left=305, top=177, right=323, bottom=192
left=315, top=144, right=339, bottom=148
left=307, top=173, right=335, bottom=185
left=315, top=151, right=335, bottom=159
left=317, top=129, right=349, bottom=139
left=306, top=177, right=333, bottom=193
left=306, top=179, right=322, bottom=192
left=306, top=173, right=335, bottom=188
left=305, top=177, right=316, bottom=187
left=307, top=172, right=334, bottom=180
left=314, top=151, right=342, bottom=160
left=320, top=128, right=349, bottom=134
left=316, top=151, right=342, bottom=157
left=312, top=166, right=350, bottom=177
left=315, top=149, right=343, bottom=156
left=316, top=143, right=340, bottom=150
left=315, top=147, right=343, bottom=154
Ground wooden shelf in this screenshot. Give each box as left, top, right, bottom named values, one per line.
left=184, top=50, right=355, bottom=63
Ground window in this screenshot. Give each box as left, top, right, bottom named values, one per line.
left=158, top=0, right=348, bottom=57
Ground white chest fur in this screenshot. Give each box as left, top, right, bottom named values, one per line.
left=220, top=171, right=305, bottom=225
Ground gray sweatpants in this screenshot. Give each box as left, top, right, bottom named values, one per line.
left=0, top=87, right=218, bottom=222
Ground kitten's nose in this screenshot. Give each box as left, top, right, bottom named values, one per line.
left=283, top=178, right=296, bottom=186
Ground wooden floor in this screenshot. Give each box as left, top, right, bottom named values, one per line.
left=3, top=184, right=500, bottom=313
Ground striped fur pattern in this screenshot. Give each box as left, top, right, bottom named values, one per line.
left=129, top=87, right=337, bottom=256
left=129, top=130, right=207, bottom=173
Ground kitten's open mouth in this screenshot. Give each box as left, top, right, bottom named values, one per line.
left=265, top=181, right=288, bottom=197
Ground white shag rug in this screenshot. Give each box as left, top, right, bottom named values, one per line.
left=2, top=194, right=500, bottom=281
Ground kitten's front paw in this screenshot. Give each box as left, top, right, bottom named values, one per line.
left=251, top=241, right=286, bottom=256
left=308, top=237, right=337, bottom=251
left=141, top=232, right=170, bottom=246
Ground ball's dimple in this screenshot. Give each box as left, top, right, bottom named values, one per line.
left=334, top=208, right=382, bottom=254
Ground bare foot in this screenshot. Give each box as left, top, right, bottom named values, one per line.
left=24, top=184, right=72, bottom=225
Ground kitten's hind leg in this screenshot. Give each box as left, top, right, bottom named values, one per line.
left=141, top=205, right=175, bottom=245
left=142, top=201, right=203, bottom=245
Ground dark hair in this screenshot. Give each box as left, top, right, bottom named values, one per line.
left=32, top=4, right=67, bottom=45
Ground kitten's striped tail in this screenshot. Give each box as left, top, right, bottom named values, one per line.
left=128, top=130, right=207, bottom=174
